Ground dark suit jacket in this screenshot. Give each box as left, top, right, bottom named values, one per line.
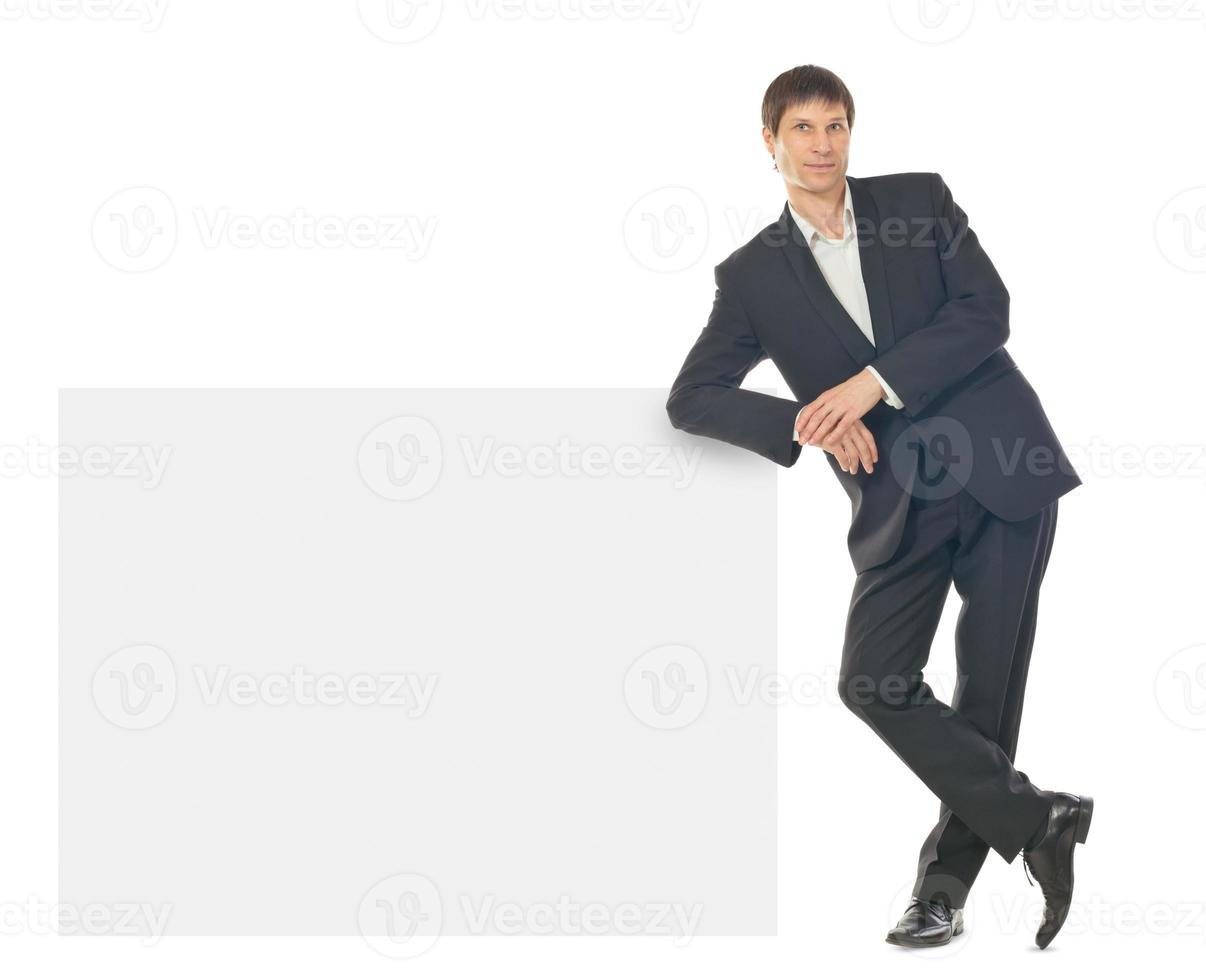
left=665, top=171, right=1082, bottom=573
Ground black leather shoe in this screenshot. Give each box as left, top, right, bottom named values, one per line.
left=1022, top=792, right=1094, bottom=949
left=885, top=897, right=964, bottom=947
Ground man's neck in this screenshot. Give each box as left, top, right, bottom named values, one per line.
left=787, top=179, right=848, bottom=239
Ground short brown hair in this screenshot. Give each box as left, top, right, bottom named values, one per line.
left=761, top=65, right=855, bottom=138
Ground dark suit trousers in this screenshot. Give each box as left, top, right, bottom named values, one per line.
left=838, top=443, right=1059, bottom=910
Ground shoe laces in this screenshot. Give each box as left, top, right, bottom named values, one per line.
left=913, top=897, right=953, bottom=920
left=1023, top=850, right=1057, bottom=902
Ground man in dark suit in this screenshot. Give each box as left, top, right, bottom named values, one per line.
left=665, top=65, right=1093, bottom=949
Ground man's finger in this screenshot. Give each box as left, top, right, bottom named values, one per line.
left=843, top=441, right=860, bottom=474
left=795, top=400, right=822, bottom=438
left=805, top=404, right=838, bottom=444
left=864, top=425, right=879, bottom=463
left=821, top=434, right=847, bottom=471
left=809, top=407, right=844, bottom=446
left=841, top=437, right=860, bottom=473
left=860, top=424, right=879, bottom=463
left=853, top=434, right=873, bottom=473
left=850, top=426, right=875, bottom=472
left=799, top=401, right=831, bottom=442
left=828, top=412, right=854, bottom=445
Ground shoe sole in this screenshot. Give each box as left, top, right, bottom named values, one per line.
left=885, top=921, right=963, bottom=947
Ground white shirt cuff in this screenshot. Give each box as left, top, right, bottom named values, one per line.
left=866, top=365, right=904, bottom=410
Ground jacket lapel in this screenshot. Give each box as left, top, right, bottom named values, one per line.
left=849, top=175, right=898, bottom=354
left=778, top=173, right=898, bottom=363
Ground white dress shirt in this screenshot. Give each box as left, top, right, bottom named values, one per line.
left=788, top=178, right=904, bottom=441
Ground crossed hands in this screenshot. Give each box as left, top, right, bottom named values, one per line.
left=793, top=368, right=885, bottom=475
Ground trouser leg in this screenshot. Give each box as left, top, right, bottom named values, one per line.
left=838, top=491, right=1056, bottom=872
left=911, top=494, right=1060, bottom=908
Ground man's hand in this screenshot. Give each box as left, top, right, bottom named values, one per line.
left=795, top=368, right=885, bottom=450
left=802, top=417, right=878, bottom=475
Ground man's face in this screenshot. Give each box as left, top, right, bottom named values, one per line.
left=764, top=99, right=850, bottom=193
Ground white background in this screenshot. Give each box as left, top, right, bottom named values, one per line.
left=3, top=0, right=1206, bottom=973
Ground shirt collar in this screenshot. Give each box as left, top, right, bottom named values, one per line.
left=787, top=177, right=854, bottom=246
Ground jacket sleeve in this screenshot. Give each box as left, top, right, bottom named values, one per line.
left=866, top=172, right=1010, bottom=418
left=666, top=261, right=805, bottom=467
